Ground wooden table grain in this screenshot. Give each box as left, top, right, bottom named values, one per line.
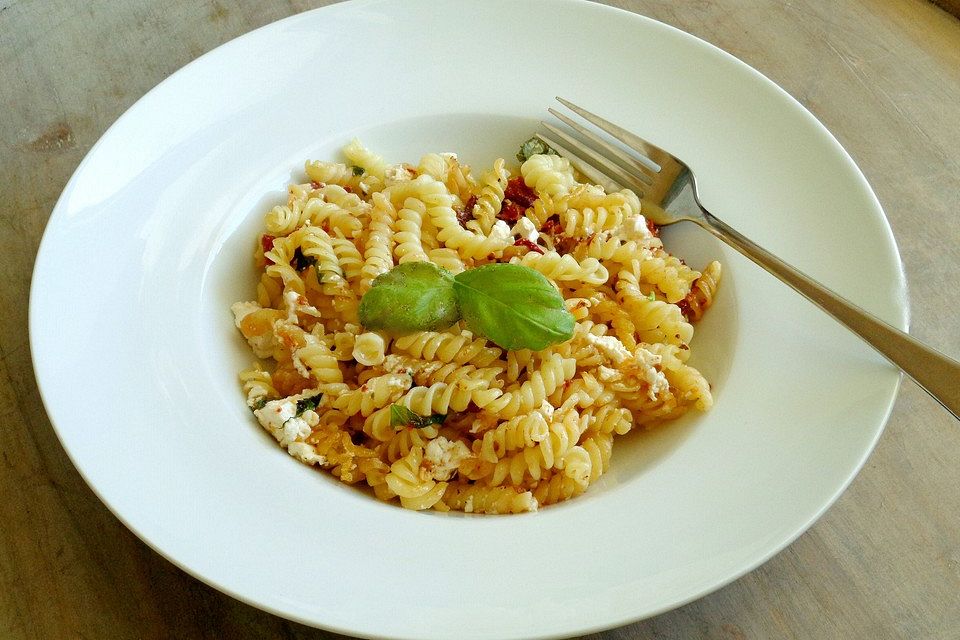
left=2, top=1, right=958, bottom=638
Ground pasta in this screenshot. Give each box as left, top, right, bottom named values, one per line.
left=233, top=140, right=722, bottom=514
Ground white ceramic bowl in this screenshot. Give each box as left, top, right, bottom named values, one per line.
left=30, top=1, right=906, bottom=638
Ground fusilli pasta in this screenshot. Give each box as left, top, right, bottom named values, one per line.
left=233, top=142, right=722, bottom=514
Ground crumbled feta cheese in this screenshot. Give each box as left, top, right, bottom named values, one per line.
left=287, top=442, right=325, bottom=466
left=281, top=417, right=310, bottom=447
left=586, top=333, right=632, bottom=365
left=283, top=290, right=321, bottom=323
left=283, top=290, right=301, bottom=323
left=367, top=372, right=412, bottom=405
left=231, top=301, right=261, bottom=329
left=412, top=360, right=445, bottom=386
left=254, top=397, right=315, bottom=447
left=385, top=163, right=415, bottom=182
left=384, top=373, right=412, bottom=395
left=635, top=347, right=670, bottom=400
left=381, top=353, right=443, bottom=383
left=463, top=496, right=475, bottom=513
left=616, top=214, right=652, bottom=241
left=488, top=219, right=511, bottom=244
left=422, top=437, right=471, bottom=482
left=381, top=354, right=416, bottom=373
left=255, top=398, right=297, bottom=443
left=511, top=216, right=539, bottom=243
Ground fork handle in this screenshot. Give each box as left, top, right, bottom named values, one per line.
left=699, top=211, right=960, bottom=421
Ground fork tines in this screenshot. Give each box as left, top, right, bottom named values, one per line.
left=537, top=97, right=682, bottom=204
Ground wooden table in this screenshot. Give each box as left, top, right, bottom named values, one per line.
left=2, top=1, right=958, bottom=638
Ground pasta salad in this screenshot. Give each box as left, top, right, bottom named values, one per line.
left=232, top=139, right=721, bottom=513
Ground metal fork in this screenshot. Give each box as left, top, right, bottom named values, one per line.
left=538, top=96, right=959, bottom=421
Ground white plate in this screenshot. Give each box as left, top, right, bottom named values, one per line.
left=29, top=1, right=906, bottom=638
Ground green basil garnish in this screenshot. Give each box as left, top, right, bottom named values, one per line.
left=292, top=247, right=317, bottom=271
left=357, top=261, right=574, bottom=351
left=295, top=395, right=320, bottom=415
left=452, top=263, right=574, bottom=351
left=390, top=404, right=447, bottom=429
left=358, top=262, right=460, bottom=333
left=516, top=136, right=558, bottom=163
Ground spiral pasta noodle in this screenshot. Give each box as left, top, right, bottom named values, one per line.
left=233, top=142, right=722, bottom=514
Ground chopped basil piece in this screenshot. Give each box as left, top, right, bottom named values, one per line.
left=296, top=395, right=320, bottom=415
left=390, top=404, right=447, bottom=429
left=292, top=247, right=317, bottom=271
left=516, top=136, right=558, bottom=163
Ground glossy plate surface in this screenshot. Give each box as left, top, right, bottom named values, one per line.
left=30, top=1, right=906, bottom=638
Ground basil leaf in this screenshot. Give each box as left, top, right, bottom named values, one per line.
left=292, top=247, right=317, bottom=271
left=296, top=395, right=320, bottom=415
left=359, top=262, right=460, bottom=333
left=453, top=263, right=574, bottom=350
left=351, top=165, right=365, bottom=176
left=516, top=136, right=558, bottom=163
left=390, top=403, right=447, bottom=429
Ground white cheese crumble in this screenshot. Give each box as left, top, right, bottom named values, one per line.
left=511, top=216, right=539, bottom=243
left=488, top=219, right=512, bottom=245
left=635, top=347, right=670, bottom=400
left=253, top=393, right=321, bottom=447
left=616, top=214, right=652, bottom=241
left=385, top=163, right=415, bottom=182
left=283, top=290, right=321, bottom=323
left=255, top=398, right=300, bottom=446
left=422, top=437, right=472, bottom=482
left=586, top=333, right=632, bottom=365
left=287, top=442, right=325, bottom=466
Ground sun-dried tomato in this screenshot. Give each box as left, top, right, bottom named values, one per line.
left=261, top=234, right=276, bottom=264
left=646, top=217, right=660, bottom=237
left=541, top=214, right=562, bottom=235
left=504, top=176, right=537, bottom=208
left=457, top=195, right=477, bottom=228
left=497, top=200, right=525, bottom=224
left=554, top=236, right=579, bottom=256
left=513, top=238, right=544, bottom=254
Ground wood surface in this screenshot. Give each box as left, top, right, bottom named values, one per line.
left=2, top=0, right=959, bottom=638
